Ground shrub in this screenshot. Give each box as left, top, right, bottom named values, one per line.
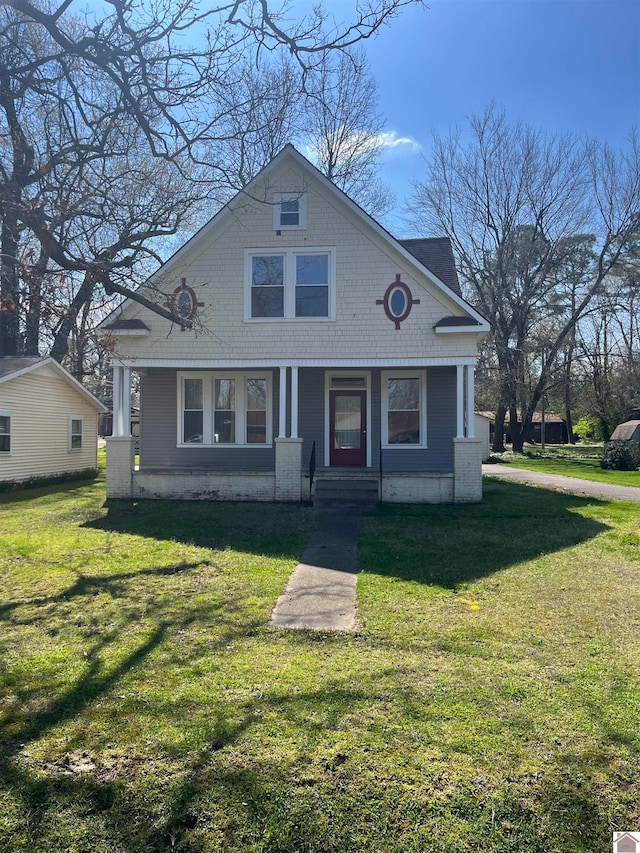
left=0, top=468, right=99, bottom=494
left=573, top=416, right=602, bottom=442
left=600, top=441, right=640, bottom=471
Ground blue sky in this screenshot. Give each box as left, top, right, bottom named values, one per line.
left=361, top=0, right=640, bottom=231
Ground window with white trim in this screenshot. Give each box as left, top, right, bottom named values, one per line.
left=381, top=371, right=427, bottom=447
left=245, top=247, right=335, bottom=320
left=69, top=417, right=83, bottom=450
left=272, top=193, right=306, bottom=230
left=183, top=378, right=204, bottom=443
left=0, top=412, right=10, bottom=453
left=178, top=372, right=272, bottom=446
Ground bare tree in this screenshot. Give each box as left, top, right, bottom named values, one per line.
left=302, top=47, right=395, bottom=219
left=0, top=0, right=420, bottom=358
left=409, top=106, right=640, bottom=451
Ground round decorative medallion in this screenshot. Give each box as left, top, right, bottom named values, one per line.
left=376, top=275, right=420, bottom=329
left=172, top=278, right=203, bottom=328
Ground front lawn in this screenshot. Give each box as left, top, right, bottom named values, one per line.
left=1, top=479, right=639, bottom=851
left=498, top=454, right=640, bottom=487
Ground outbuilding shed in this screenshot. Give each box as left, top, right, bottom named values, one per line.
left=610, top=420, right=640, bottom=442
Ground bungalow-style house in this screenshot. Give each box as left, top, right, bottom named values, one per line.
left=498, top=410, right=568, bottom=446
left=0, top=356, right=106, bottom=485
left=100, top=145, right=489, bottom=504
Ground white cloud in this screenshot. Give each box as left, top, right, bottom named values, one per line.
left=303, top=130, right=420, bottom=164
left=371, top=131, right=420, bottom=151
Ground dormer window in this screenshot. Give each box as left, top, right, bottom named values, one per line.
left=273, top=193, right=306, bottom=230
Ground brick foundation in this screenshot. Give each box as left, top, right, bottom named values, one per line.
left=453, top=438, right=483, bottom=502
left=275, top=438, right=303, bottom=501
left=106, top=437, right=134, bottom=499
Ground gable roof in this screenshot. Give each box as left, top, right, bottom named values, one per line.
left=0, top=356, right=107, bottom=412
left=610, top=420, right=640, bottom=440
left=100, top=143, right=489, bottom=332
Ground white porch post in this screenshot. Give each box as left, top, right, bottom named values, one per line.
left=278, top=367, right=287, bottom=438
left=466, top=366, right=475, bottom=438
left=106, top=363, right=134, bottom=499
left=290, top=367, right=299, bottom=439
left=122, top=367, right=131, bottom=437
left=456, top=365, right=465, bottom=438
left=112, top=365, right=123, bottom=436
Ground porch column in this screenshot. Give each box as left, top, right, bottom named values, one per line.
left=466, top=366, right=475, bottom=438
left=106, top=363, right=134, bottom=499
left=112, top=364, right=132, bottom=437
left=112, top=364, right=122, bottom=436
left=456, top=365, right=465, bottom=438
left=290, top=367, right=299, bottom=439
left=278, top=367, right=287, bottom=438
left=122, top=367, right=132, bottom=437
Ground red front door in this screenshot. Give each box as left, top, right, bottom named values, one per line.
left=329, top=390, right=367, bottom=467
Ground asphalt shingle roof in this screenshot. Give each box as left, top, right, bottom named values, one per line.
left=398, top=237, right=462, bottom=297
left=0, top=356, right=44, bottom=379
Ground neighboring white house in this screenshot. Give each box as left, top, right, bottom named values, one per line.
left=474, top=413, right=492, bottom=461
left=0, top=356, right=107, bottom=485
left=100, top=145, right=489, bottom=504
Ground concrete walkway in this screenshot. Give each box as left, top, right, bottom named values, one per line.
left=270, top=509, right=361, bottom=632
left=483, top=464, right=640, bottom=502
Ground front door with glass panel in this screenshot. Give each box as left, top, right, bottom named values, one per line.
left=329, top=390, right=367, bottom=467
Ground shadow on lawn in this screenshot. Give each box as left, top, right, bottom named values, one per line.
left=360, top=479, right=612, bottom=588
left=84, top=498, right=316, bottom=559
left=2, top=672, right=634, bottom=852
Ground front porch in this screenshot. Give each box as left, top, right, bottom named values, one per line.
left=106, top=360, right=483, bottom=504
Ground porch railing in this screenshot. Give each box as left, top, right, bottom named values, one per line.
left=308, top=440, right=316, bottom=501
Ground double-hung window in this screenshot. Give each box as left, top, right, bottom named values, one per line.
left=381, top=371, right=427, bottom=447
left=183, top=378, right=204, bottom=443
left=0, top=412, right=10, bottom=453
left=69, top=417, right=83, bottom=450
left=246, top=247, right=335, bottom=320
left=178, top=373, right=271, bottom=446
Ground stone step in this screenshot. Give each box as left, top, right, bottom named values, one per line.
left=313, top=478, right=379, bottom=508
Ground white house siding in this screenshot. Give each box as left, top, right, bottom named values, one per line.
left=0, top=365, right=99, bottom=482
left=110, top=159, right=478, bottom=366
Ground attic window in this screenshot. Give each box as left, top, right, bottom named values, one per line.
left=273, top=193, right=306, bottom=230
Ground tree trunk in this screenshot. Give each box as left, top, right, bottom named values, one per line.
left=510, top=403, right=525, bottom=453
left=0, top=195, right=21, bottom=357
left=492, top=404, right=506, bottom=452
left=23, top=249, right=48, bottom=356
left=50, top=272, right=95, bottom=364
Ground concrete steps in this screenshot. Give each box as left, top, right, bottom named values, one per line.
left=313, top=476, right=379, bottom=508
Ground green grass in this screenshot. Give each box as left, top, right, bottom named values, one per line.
left=1, top=478, right=639, bottom=851
left=498, top=452, right=640, bottom=487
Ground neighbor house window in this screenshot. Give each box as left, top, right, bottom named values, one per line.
left=0, top=413, right=10, bottom=453
left=272, top=193, right=306, bottom=230
left=245, top=248, right=335, bottom=320
left=381, top=371, right=427, bottom=447
left=177, top=372, right=272, bottom=446
left=69, top=417, right=83, bottom=450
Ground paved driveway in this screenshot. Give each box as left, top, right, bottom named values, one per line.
left=483, top=464, right=640, bottom=503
